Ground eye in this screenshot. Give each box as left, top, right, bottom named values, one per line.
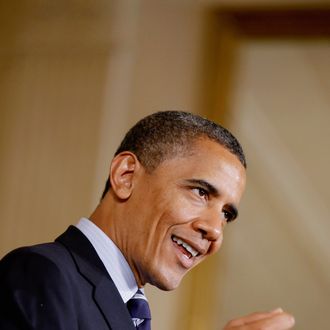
left=192, top=187, right=209, bottom=200
left=223, top=210, right=234, bottom=223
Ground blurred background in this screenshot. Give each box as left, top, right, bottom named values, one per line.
left=1, top=1, right=330, bottom=329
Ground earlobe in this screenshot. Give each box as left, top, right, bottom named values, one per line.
left=109, top=152, right=140, bottom=200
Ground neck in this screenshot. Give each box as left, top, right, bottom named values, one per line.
left=89, top=192, right=144, bottom=288
left=89, top=192, right=118, bottom=243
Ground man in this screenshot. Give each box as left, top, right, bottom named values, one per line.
left=0, top=111, right=294, bottom=329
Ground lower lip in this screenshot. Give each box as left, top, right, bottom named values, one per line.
left=172, top=240, right=195, bottom=269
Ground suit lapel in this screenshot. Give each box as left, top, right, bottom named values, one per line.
left=56, top=226, right=135, bottom=330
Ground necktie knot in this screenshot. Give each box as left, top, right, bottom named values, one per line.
left=127, top=290, right=151, bottom=329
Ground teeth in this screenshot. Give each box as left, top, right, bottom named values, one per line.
left=182, top=242, right=199, bottom=257
left=172, top=236, right=199, bottom=257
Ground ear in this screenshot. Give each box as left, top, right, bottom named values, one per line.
left=109, top=152, right=141, bottom=200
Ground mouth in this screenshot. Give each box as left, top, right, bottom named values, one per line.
left=171, top=235, right=200, bottom=259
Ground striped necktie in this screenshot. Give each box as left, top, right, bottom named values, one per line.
left=127, top=289, right=151, bottom=330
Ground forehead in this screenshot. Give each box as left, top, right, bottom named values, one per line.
left=152, top=138, right=246, bottom=196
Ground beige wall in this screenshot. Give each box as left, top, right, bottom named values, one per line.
left=1, top=1, right=330, bottom=329
left=217, top=40, right=330, bottom=330
left=0, top=1, right=114, bottom=254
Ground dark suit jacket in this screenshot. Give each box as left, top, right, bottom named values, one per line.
left=0, top=226, right=136, bottom=330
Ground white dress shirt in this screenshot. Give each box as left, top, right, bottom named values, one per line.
left=75, top=217, right=140, bottom=303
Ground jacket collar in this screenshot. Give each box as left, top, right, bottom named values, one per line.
left=56, top=226, right=135, bottom=330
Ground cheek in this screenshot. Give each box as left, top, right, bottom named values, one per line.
left=161, top=194, right=202, bottom=225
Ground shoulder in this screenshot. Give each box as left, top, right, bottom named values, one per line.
left=0, top=243, right=81, bottom=328
left=0, top=242, right=76, bottom=290
left=1, top=242, right=70, bottom=271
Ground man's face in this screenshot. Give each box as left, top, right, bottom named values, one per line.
left=122, top=138, right=246, bottom=290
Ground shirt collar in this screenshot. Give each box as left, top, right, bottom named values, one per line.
left=75, top=217, right=138, bottom=303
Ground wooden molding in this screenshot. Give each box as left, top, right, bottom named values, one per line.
left=198, top=6, right=330, bottom=125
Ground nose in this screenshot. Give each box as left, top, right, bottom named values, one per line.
left=192, top=209, right=223, bottom=242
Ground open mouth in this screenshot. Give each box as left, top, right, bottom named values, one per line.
left=171, top=235, right=199, bottom=259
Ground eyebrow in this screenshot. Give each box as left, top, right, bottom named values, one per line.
left=185, top=179, right=220, bottom=197
left=184, top=178, right=239, bottom=220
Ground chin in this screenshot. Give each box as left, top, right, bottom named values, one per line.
left=148, top=269, right=184, bottom=291
left=155, top=281, right=180, bottom=292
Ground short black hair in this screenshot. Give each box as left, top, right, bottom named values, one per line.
left=101, top=111, right=246, bottom=199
